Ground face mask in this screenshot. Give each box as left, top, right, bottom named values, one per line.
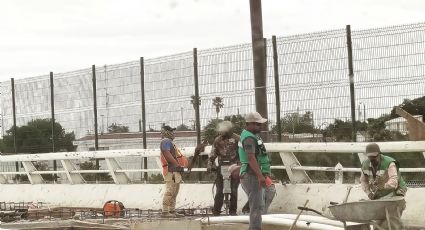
left=161, top=129, right=175, bottom=140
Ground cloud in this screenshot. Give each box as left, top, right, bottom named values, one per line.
left=1, top=0, right=424, bottom=80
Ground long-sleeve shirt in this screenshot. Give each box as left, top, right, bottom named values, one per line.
left=360, top=162, right=398, bottom=195
left=208, top=133, right=240, bottom=167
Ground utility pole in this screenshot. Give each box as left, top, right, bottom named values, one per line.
left=346, top=25, right=357, bottom=142
left=249, top=0, right=269, bottom=138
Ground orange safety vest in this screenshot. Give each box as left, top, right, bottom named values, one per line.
left=160, top=142, right=189, bottom=176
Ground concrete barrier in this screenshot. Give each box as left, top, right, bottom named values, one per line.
left=0, top=183, right=423, bottom=224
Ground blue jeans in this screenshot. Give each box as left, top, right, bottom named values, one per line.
left=241, top=173, right=264, bottom=230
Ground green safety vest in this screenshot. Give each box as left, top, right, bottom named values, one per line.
left=238, top=129, right=271, bottom=175
left=361, top=155, right=407, bottom=199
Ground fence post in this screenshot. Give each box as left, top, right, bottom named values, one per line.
left=346, top=25, right=357, bottom=142
left=272, top=36, right=282, bottom=142
left=335, top=162, right=343, bottom=184
left=140, top=57, right=148, bottom=181
left=11, top=78, right=19, bottom=175
left=92, top=65, right=99, bottom=181
left=193, top=48, right=201, bottom=145
left=193, top=48, right=202, bottom=181
left=50, top=72, right=57, bottom=182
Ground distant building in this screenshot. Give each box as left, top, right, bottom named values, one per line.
left=385, top=115, right=423, bottom=135
left=267, top=133, right=325, bottom=142
left=73, top=131, right=197, bottom=151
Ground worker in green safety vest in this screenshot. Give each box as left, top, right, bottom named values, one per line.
left=360, top=142, right=407, bottom=229
left=238, top=111, right=271, bottom=230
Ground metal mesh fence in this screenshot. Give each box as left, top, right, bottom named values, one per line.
left=271, top=29, right=349, bottom=130
left=0, top=22, right=424, bottom=153
left=198, top=44, right=255, bottom=125
left=54, top=69, right=93, bottom=140
left=144, top=52, right=194, bottom=131
left=352, top=22, right=425, bottom=120
left=95, top=62, right=141, bottom=134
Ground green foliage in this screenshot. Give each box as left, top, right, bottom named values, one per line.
left=324, top=118, right=402, bottom=142
left=367, top=115, right=407, bottom=141
left=190, top=95, right=201, bottom=109
left=326, top=119, right=353, bottom=142
left=212, top=97, right=224, bottom=119
left=272, top=111, right=314, bottom=134
left=79, top=161, right=113, bottom=183
left=201, top=114, right=245, bottom=144
left=2, top=119, right=76, bottom=154
left=108, top=123, right=129, bottom=133
left=176, top=124, right=191, bottom=131
left=202, top=119, right=221, bottom=144
left=148, top=173, right=164, bottom=182
left=390, top=97, right=425, bottom=120
left=15, top=162, right=58, bottom=182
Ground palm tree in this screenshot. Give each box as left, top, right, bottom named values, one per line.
left=212, top=97, right=224, bottom=119
left=190, top=95, right=201, bottom=109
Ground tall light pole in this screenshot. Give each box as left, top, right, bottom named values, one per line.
left=0, top=113, right=3, bottom=138
left=181, top=107, right=184, bottom=126
left=359, top=102, right=366, bottom=122
left=100, top=115, right=105, bottom=134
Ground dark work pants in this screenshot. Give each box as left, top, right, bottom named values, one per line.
left=213, top=172, right=239, bottom=215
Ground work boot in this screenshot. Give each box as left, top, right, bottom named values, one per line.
left=229, top=211, right=237, bottom=216
left=212, top=210, right=221, bottom=216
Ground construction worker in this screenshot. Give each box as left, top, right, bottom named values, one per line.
left=159, top=125, right=188, bottom=218
left=207, top=121, right=240, bottom=216
left=239, top=112, right=271, bottom=230
left=360, top=142, right=407, bottom=229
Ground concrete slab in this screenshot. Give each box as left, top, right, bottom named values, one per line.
left=131, top=219, right=202, bottom=230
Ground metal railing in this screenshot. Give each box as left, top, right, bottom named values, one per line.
left=0, top=141, right=424, bottom=185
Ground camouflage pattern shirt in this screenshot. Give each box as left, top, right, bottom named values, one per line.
left=208, top=133, right=240, bottom=167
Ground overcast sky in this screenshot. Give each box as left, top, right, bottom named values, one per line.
left=1, top=0, right=425, bottom=81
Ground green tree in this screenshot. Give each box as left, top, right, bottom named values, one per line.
left=367, top=115, right=407, bottom=141
left=190, top=95, right=201, bottom=109
left=2, top=119, right=76, bottom=153
left=212, top=97, right=224, bottom=119
left=176, top=124, right=191, bottom=131
left=324, top=119, right=369, bottom=142
left=272, top=111, right=314, bottom=134
left=79, top=161, right=113, bottom=182
left=202, top=119, right=222, bottom=144
left=202, top=114, right=245, bottom=144
left=390, top=97, right=425, bottom=120
left=107, top=123, right=129, bottom=133
left=326, top=119, right=353, bottom=142
left=14, top=162, right=58, bottom=182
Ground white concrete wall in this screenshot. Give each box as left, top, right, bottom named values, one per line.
left=0, top=183, right=423, bottom=224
